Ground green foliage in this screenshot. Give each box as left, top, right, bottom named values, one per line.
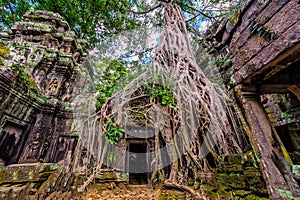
left=212, top=53, right=230, bottom=67
left=103, top=121, right=125, bottom=145
left=95, top=59, right=136, bottom=110
left=257, top=0, right=270, bottom=4
left=0, top=42, right=9, bottom=66
left=144, top=84, right=176, bottom=106
left=11, top=64, right=29, bottom=84
left=277, top=189, right=296, bottom=200
left=11, top=63, right=39, bottom=92
left=0, top=0, right=34, bottom=30
left=0, top=0, right=140, bottom=47
left=33, top=0, right=139, bottom=47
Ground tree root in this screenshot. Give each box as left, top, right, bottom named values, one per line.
left=77, top=173, right=95, bottom=193
left=164, top=180, right=207, bottom=200
left=80, top=2, right=246, bottom=194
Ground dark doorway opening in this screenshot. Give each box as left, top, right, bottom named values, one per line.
left=0, top=121, right=26, bottom=165
left=128, top=142, right=148, bottom=184
left=276, top=124, right=300, bottom=164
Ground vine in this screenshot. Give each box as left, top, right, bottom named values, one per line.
left=81, top=2, right=246, bottom=199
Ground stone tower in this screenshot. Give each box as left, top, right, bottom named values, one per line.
left=0, top=10, right=92, bottom=165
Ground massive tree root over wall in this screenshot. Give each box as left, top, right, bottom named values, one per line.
left=84, top=2, right=247, bottom=199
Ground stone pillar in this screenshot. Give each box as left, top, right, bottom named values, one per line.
left=234, top=84, right=300, bottom=199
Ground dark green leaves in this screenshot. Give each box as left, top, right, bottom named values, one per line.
left=1, top=0, right=140, bottom=47
left=95, top=59, right=136, bottom=110
left=144, top=84, right=176, bottom=106
left=0, top=0, right=34, bottom=30
left=103, top=121, right=125, bottom=145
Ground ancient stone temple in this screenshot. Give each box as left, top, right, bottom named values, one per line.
left=0, top=1, right=299, bottom=199
left=202, top=0, right=300, bottom=198
left=0, top=10, right=91, bottom=166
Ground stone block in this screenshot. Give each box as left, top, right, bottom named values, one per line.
left=95, top=173, right=117, bottom=183
left=116, top=172, right=128, bottom=182
left=216, top=173, right=246, bottom=189
left=243, top=169, right=261, bottom=177
left=222, top=164, right=244, bottom=172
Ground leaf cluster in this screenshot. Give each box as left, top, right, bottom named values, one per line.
left=95, top=59, right=136, bottom=110
left=11, top=63, right=38, bottom=92
left=34, top=0, right=140, bottom=47
left=143, top=84, right=176, bottom=106
left=1, top=0, right=140, bottom=47
left=11, top=64, right=29, bottom=84
left=103, top=121, right=125, bottom=145
left=0, top=0, right=34, bottom=30
left=212, top=53, right=230, bottom=67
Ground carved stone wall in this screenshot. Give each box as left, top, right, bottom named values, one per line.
left=0, top=10, right=92, bottom=165
left=202, top=0, right=300, bottom=198
left=203, top=0, right=300, bottom=87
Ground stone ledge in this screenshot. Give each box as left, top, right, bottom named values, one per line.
left=0, top=163, right=59, bottom=184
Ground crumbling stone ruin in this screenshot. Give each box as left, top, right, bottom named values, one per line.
left=0, top=0, right=298, bottom=199
left=0, top=10, right=94, bottom=199
left=202, top=0, right=300, bottom=198
left=0, top=10, right=91, bottom=165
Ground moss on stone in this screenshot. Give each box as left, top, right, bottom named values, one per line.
left=98, top=173, right=117, bottom=180
left=158, top=190, right=181, bottom=199
left=12, top=170, right=19, bottom=181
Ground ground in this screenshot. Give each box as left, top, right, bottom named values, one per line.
left=39, top=184, right=189, bottom=200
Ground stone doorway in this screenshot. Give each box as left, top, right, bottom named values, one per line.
left=0, top=122, right=26, bottom=165
left=128, top=142, right=149, bottom=185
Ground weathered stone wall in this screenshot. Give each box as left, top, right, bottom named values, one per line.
left=203, top=0, right=300, bottom=88
left=0, top=10, right=91, bottom=166
left=0, top=70, right=43, bottom=165
left=185, top=152, right=269, bottom=199
left=202, top=0, right=300, bottom=199
left=230, top=0, right=299, bottom=85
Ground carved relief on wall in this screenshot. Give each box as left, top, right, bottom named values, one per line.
left=27, top=131, right=42, bottom=160
left=54, top=136, right=77, bottom=163
left=19, top=117, right=55, bottom=163
left=33, top=68, right=46, bottom=92
left=42, top=35, right=59, bottom=49
left=39, top=133, right=52, bottom=162
left=64, top=41, right=72, bottom=54
left=27, top=47, right=45, bottom=68
left=61, top=81, right=73, bottom=102
left=45, top=76, right=62, bottom=97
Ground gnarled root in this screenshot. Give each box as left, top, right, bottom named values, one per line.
left=77, top=173, right=95, bottom=193
left=164, top=180, right=207, bottom=200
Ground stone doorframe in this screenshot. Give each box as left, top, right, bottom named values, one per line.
left=0, top=117, right=31, bottom=165
left=234, top=84, right=300, bottom=199
left=126, top=139, right=150, bottom=184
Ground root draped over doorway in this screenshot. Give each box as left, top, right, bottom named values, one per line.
left=79, top=2, right=246, bottom=197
